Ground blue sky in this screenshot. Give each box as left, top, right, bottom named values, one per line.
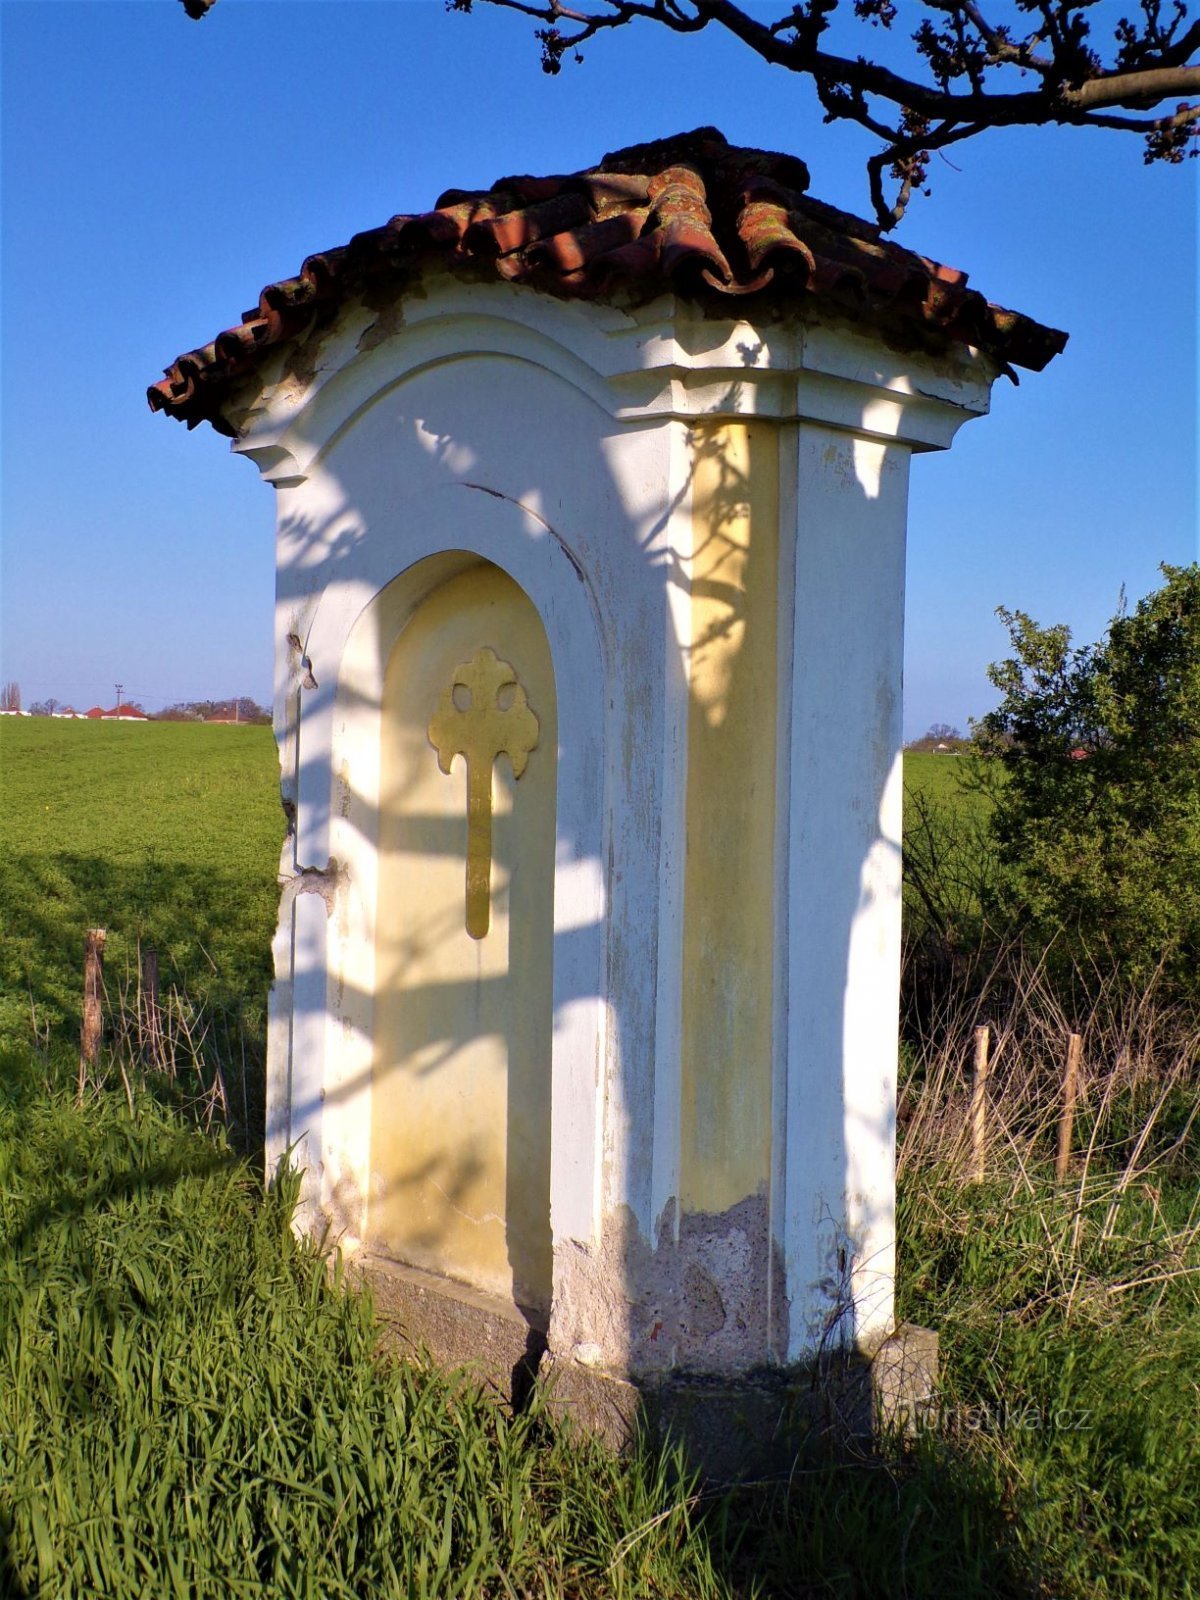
left=1, top=0, right=1195, bottom=736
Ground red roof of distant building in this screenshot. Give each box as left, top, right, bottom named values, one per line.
left=149, top=127, right=1067, bottom=436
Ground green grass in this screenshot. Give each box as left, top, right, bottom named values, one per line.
left=902, top=750, right=995, bottom=843
left=902, top=750, right=1000, bottom=947
left=0, top=1060, right=726, bottom=1600
left=4, top=720, right=1200, bottom=1597
left=0, top=719, right=283, bottom=1112
left=899, top=1165, right=1200, bottom=1599
left=1, top=1054, right=1051, bottom=1599
left=903, top=749, right=976, bottom=812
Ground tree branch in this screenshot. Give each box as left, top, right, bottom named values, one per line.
left=179, top=0, right=1199, bottom=229
left=468, top=0, right=1200, bottom=224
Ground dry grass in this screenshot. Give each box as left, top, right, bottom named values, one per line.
left=900, top=947, right=1200, bottom=1197
left=75, top=942, right=261, bottom=1150
left=895, top=951, right=1200, bottom=1597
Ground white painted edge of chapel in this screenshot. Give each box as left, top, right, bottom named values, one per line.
left=768, top=421, right=801, bottom=1364
left=648, top=408, right=695, bottom=1247
left=782, top=425, right=909, bottom=1360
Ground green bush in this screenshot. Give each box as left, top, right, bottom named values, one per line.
left=974, top=563, right=1200, bottom=993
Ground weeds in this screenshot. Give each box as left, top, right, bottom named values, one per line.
left=896, top=947, right=1200, bottom=1599
left=96, top=949, right=264, bottom=1150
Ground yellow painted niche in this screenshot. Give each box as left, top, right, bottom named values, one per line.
left=681, top=421, right=779, bottom=1215
left=369, top=561, right=556, bottom=1315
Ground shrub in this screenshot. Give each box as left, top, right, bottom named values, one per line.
left=973, top=564, right=1200, bottom=994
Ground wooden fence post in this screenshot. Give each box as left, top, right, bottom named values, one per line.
left=79, top=928, right=107, bottom=1105
left=1056, top=1032, right=1083, bottom=1184
left=970, top=1024, right=991, bottom=1182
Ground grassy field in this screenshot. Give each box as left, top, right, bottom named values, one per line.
left=903, top=748, right=973, bottom=806
left=0, top=719, right=282, bottom=1103
left=902, top=750, right=999, bottom=949
left=3, top=721, right=1200, bottom=1597
left=0, top=723, right=960, bottom=1054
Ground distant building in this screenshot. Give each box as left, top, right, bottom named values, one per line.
left=86, top=704, right=148, bottom=721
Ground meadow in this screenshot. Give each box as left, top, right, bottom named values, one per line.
left=902, top=749, right=974, bottom=809
left=0, top=719, right=282, bottom=1138
left=3, top=719, right=1199, bottom=1598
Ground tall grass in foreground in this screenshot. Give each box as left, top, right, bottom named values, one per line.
left=2, top=1044, right=1045, bottom=1599
left=0, top=1051, right=723, bottom=1600
left=13, top=1012, right=1200, bottom=1599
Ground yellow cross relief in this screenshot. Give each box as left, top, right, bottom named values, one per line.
left=427, top=647, right=540, bottom=940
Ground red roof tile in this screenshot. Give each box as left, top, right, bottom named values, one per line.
left=149, top=127, right=1066, bottom=435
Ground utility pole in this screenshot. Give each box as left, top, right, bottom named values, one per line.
left=115, top=683, right=123, bottom=719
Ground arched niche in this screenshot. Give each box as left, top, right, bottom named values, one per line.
left=369, top=560, right=557, bottom=1315
left=322, top=513, right=610, bottom=1335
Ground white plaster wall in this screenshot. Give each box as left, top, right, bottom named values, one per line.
left=783, top=424, right=909, bottom=1359
left=260, top=350, right=692, bottom=1296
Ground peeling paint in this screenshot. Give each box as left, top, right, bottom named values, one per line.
left=356, top=291, right=407, bottom=356
left=279, top=317, right=331, bottom=395
left=551, top=1193, right=788, bottom=1379
left=279, top=858, right=345, bottom=919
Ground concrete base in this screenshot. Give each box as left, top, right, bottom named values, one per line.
left=544, top=1324, right=938, bottom=1481
left=354, top=1255, right=937, bottom=1481
left=353, top=1254, right=547, bottom=1408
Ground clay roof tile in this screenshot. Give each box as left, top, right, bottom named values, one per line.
left=466, top=191, right=595, bottom=259
left=149, top=127, right=1066, bottom=433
